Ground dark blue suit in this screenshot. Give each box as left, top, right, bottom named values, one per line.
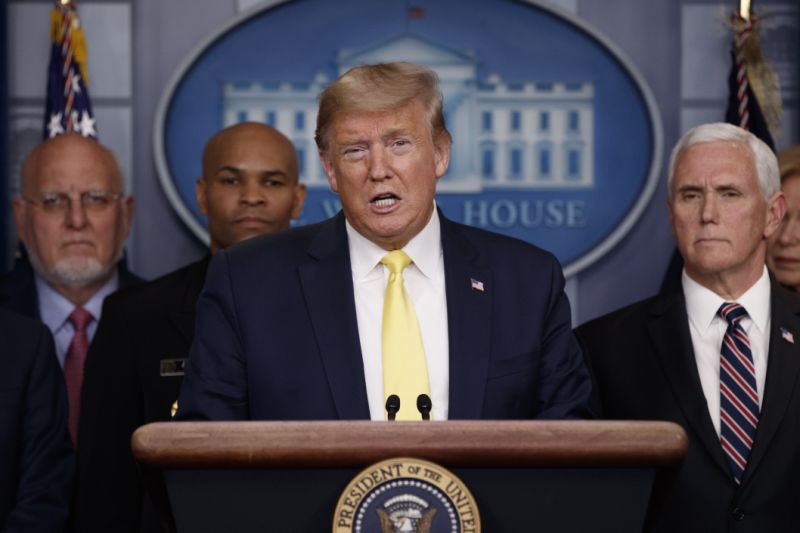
left=0, top=309, right=74, bottom=532
left=177, top=212, right=590, bottom=421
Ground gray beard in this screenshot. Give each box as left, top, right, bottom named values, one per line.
left=28, top=252, right=117, bottom=289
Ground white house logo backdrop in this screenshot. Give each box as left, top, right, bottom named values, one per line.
left=155, top=0, right=661, bottom=276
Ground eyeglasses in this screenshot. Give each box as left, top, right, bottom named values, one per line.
left=21, top=191, right=124, bottom=214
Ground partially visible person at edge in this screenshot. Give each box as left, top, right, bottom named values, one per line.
left=0, top=309, right=73, bottom=532
left=767, top=145, right=800, bottom=290
left=74, top=122, right=306, bottom=533
left=0, top=133, right=140, bottom=448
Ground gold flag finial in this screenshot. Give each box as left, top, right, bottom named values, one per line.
left=739, top=0, right=751, bottom=20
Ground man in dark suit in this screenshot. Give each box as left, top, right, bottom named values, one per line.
left=576, top=122, right=798, bottom=532
left=0, top=308, right=74, bottom=532
left=74, top=122, right=306, bottom=532
left=0, top=133, right=140, bottom=447
left=176, top=62, right=590, bottom=423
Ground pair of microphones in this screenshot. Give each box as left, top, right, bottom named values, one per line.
left=385, top=393, right=432, bottom=421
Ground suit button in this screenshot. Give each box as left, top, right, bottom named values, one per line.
left=731, top=507, right=745, bottom=521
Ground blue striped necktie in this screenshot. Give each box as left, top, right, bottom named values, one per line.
left=718, top=302, right=759, bottom=485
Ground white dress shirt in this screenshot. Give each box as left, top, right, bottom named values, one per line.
left=683, top=267, right=770, bottom=436
left=347, top=207, right=449, bottom=421
left=36, top=271, right=119, bottom=367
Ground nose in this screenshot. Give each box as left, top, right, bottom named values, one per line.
left=64, top=196, right=89, bottom=230
left=700, top=195, right=718, bottom=224
left=240, top=178, right=265, bottom=206
left=367, top=147, right=392, bottom=181
left=778, top=215, right=800, bottom=246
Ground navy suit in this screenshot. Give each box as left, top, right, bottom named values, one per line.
left=177, top=212, right=590, bottom=421
left=0, top=309, right=74, bottom=532
left=575, top=282, right=800, bottom=532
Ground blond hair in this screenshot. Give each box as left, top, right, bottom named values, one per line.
left=314, top=62, right=450, bottom=152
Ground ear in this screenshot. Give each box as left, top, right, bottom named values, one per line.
left=11, top=197, right=29, bottom=245
left=290, top=183, right=307, bottom=219
left=433, top=134, right=451, bottom=179
left=319, top=151, right=338, bottom=193
left=195, top=178, right=208, bottom=216
left=763, top=191, right=787, bottom=239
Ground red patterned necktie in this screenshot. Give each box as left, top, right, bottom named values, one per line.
left=718, top=302, right=759, bottom=485
left=64, top=307, right=92, bottom=447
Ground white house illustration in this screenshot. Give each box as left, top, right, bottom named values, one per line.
left=222, top=34, right=594, bottom=191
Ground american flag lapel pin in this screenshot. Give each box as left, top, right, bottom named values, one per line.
left=470, top=278, right=485, bottom=292
left=781, top=327, right=795, bottom=344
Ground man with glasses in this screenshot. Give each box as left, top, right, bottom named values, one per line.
left=0, top=133, right=140, bottom=445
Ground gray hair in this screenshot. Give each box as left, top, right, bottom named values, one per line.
left=667, top=122, right=779, bottom=199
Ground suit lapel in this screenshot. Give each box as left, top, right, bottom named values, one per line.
left=298, top=214, right=370, bottom=420
left=743, top=284, right=800, bottom=482
left=647, top=292, right=731, bottom=476
left=441, top=215, right=492, bottom=419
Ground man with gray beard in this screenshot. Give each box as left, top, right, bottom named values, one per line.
left=0, top=133, right=141, bottom=445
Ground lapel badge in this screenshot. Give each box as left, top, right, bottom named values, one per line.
left=781, top=327, right=795, bottom=344
left=160, top=358, right=187, bottom=376
left=470, top=278, right=485, bottom=292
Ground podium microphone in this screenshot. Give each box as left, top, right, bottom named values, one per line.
left=417, top=394, right=432, bottom=421
left=385, top=394, right=400, bottom=421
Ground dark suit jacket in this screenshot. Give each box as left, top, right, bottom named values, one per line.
left=0, top=248, right=143, bottom=319
left=0, top=308, right=74, bottom=532
left=74, top=257, right=210, bottom=533
left=177, top=211, right=591, bottom=421
left=575, top=282, right=800, bottom=533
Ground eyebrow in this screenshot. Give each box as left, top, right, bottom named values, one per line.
left=336, top=127, right=416, bottom=146
left=214, top=165, right=289, bottom=178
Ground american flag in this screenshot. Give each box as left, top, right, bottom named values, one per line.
left=44, top=0, right=97, bottom=140
left=724, top=9, right=777, bottom=151
left=470, top=278, right=484, bottom=292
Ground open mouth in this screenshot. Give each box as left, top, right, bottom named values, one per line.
left=370, top=193, right=399, bottom=209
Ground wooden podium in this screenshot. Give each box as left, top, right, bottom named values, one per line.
left=132, top=420, right=687, bottom=532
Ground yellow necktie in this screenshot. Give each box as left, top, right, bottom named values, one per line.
left=381, top=250, right=431, bottom=420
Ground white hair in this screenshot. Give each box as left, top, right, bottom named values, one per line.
left=667, top=122, right=779, bottom=199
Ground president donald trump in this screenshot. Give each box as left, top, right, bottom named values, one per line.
left=176, top=62, right=590, bottom=422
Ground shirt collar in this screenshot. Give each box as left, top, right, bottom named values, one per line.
left=36, top=270, right=119, bottom=332
left=682, top=266, right=771, bottom=334
left=346, top=203, right=442, bottom=281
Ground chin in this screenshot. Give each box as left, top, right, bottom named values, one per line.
left=49, top=256, right=113, bottom=288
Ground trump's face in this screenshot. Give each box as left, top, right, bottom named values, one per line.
left=320, top=100, right=450, bottom=250
left=668, top=141, right=784, bottom=292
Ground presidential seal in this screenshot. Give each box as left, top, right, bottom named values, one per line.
left=333, top=458, right=480, bottom=533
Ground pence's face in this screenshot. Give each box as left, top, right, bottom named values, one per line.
left=668, top=141, right=779, bottom=285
